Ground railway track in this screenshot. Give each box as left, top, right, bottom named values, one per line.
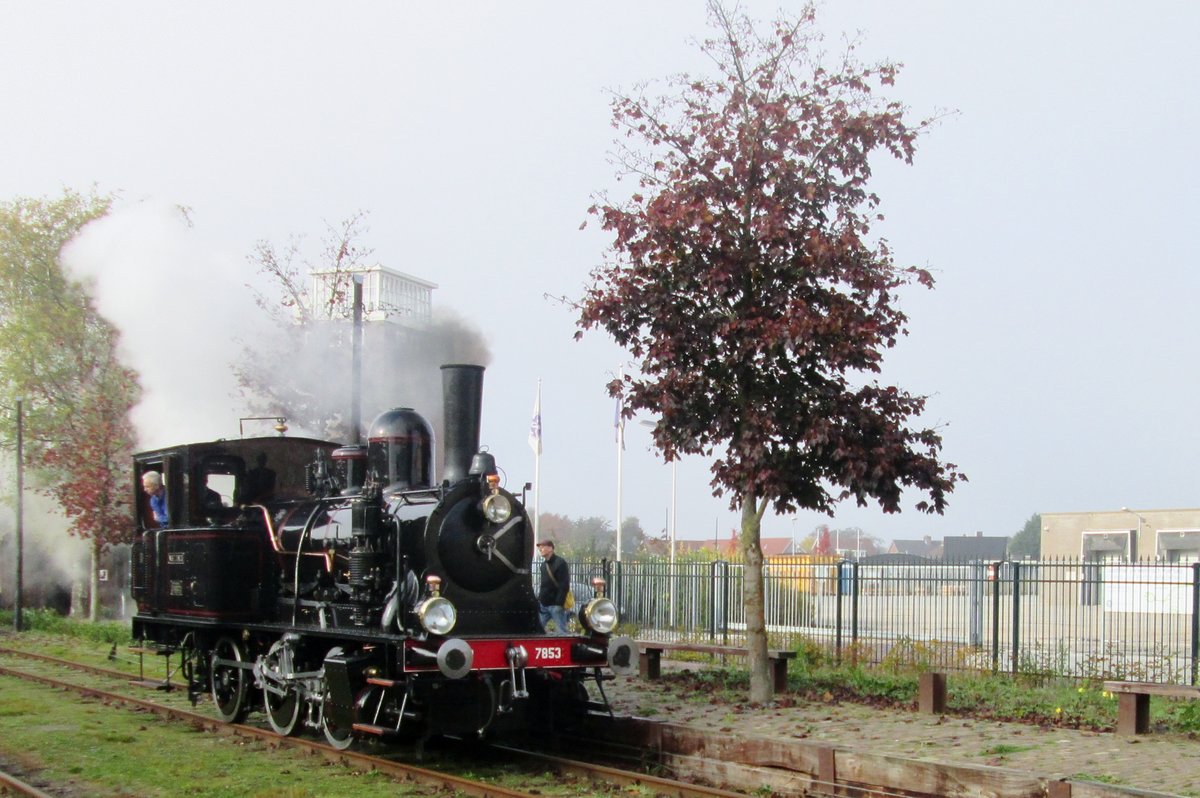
left=0, top=646, right=752, bottom=798
left=0, top=767, right=58, bottom=798
left=4, top=642, right=1182, bottom=798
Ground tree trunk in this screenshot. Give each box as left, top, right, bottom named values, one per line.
left=739, top=498, right=772, bottom=703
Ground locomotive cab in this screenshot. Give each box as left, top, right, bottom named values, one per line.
left=130, top=436, right=341, bottom=618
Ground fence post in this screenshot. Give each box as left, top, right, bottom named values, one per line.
left=707, top=560, right=719, bottom=642
left=990, top=561, right=1002, bottom=673
left=721, top=560, right=732, bottom=646
left=610, top=558, right=620, bottom=624
left=1010, top=561, right=1022, bottom=676
left=850, top=560, right=859, bottom=658
left=835, top=560, right=844, bottom=664
left=1191, top=563, right=1199, bottom=685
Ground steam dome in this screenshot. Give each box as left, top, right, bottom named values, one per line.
left=367, top=408, right=434, bottom=490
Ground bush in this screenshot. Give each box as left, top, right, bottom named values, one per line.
left=0, top=609, right=128, bottom=644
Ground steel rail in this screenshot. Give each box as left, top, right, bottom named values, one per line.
left=0, top=767, right=58, bottom=798
left=488, top=743, right=746, bottom=798
left=0, top=646, right=139, bottom=682
left=0, top=659, right=758, bottom=798
left=2, top=649, right=824, bottom=798
left=0, top=664, right=535, bottom=798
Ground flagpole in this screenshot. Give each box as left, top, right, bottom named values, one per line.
left=615, top=367, right=624, bottom=563
left=533, top=380, right=541, bottom=538
left=528, top=379, right=542, bottom=539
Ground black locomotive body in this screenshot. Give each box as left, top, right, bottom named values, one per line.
left=130, top=364, right=635, bottom=748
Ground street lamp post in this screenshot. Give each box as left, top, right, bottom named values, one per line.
left=668, top=455, right=677, bottom=627
left=615, top=367, right=625, bottom=563
left=1120, top=506, right=1148, bottom=561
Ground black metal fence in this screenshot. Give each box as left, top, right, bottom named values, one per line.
left=558, top=556, right=1200, bottom=685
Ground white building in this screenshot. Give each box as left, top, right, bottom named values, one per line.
left=308, top=265, right=437, bottom=326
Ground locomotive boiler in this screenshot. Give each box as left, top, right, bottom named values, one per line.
left=130, top=364, right=635, bottom=749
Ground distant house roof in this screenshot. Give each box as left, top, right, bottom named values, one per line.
left=943, top=534, right=1009, bottom=562
left=889, top=536, right=943, bottom=558
left=861, top=552, right=936, bottom=565
left=837, top=537, right=883, bottom=558
left=672, top=539, right=720, bottom=555
left=668, top=536, right=799, bottom=558
left=760, top=537, right=794, bottom=557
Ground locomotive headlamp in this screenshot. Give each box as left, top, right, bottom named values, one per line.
left=580, top=596, right=618, bottom=634
left=417, top=596, right=457, bottom=635
left=482, top=492, right=512, bottom=523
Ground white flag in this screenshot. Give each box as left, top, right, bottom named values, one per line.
left=613, top=394, right=625, bottom=450
left=528, top=382, right=542, bottom=455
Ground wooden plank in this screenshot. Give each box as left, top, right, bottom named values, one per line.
left=835, top=749, right=1047, bottom=798
left=659, top=752, right=816, bottom=796
left=634, top=641, right=797, bottom=658
left=659, top=722, right=826, bottom=773
left=663, top=720, right=1050, bottom=798
left=586, top=716, right=1189, bottom=798
left=1103, top=680, right=1200, bottom=699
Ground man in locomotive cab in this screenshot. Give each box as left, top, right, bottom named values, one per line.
left=199, top=474, right=223, bottom=512
left=237, top=452, right=276, bottom=504
left=141, top=471, right=169, bottom=528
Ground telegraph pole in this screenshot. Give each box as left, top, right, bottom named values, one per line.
left=14, top=399, right=24, bottom=632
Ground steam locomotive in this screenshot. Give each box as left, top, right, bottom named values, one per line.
left=130, top=364, right=635, bottom=749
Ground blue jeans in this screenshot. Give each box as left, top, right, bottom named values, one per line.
left=539, top=604, right=573, bottom=633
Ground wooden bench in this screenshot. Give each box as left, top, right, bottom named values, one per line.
left=638, top=642, right=797, bottom=692
left=1103, top=680, right=1200, bottom=735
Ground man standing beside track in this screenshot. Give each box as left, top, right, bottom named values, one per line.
left=537, top=539, right=572, bottom=633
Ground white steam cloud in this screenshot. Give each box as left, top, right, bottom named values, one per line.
left=62, top=201, right=261, bottom=448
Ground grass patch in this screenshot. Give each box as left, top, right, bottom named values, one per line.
left=0, top=609, right=129, bottom=644
left=0, top=628, right=603, bottom=797
left=1070, top=773, right=1125, bottom=785
left=978, top=743, right=1035, bottom=757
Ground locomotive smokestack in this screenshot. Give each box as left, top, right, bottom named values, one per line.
left=440, top=364, right=484, bottom=484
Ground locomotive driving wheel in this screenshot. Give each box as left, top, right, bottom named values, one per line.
left=262, top=639, right=301, bottom=736
left=210, top=636, right=249, bottom=723
left=319, top=647, right=354, bottom=750
left=321, top=693, right=354, bottom=750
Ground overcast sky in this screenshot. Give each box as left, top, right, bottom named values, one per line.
left=4, top=1, right=1198, bottom=549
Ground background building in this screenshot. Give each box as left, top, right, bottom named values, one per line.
left=1041, top=508, right=1200, bottom=563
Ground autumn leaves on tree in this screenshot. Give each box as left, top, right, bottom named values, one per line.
left=576, top=2, right=963, bottom=702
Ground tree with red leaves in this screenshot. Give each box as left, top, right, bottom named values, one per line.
left=576, top=2, right=963, bottom=702
left=0, top=190, right=141, bottom=620
left=811, top=526, right=833, bottom=556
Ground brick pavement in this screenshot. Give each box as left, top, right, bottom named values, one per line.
left=601, top=670, right=1200, bottom=797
